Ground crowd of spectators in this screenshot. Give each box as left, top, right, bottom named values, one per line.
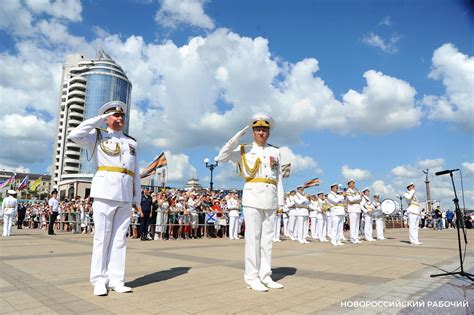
left=3, top=190, right=474, bottom=237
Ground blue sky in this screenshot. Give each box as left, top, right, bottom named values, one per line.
left=0, top=0, right=473, bottom=208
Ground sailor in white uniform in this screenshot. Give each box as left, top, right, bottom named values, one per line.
left=404, top=183, right=422, bottom=245
left=372, top=194, right=385, bottom=240
left=346, top=179, right=362, bottom=244
left=68, top=101, right=142, bottom=296
left=360, top=188, right=375, bottom=241
left=2, top=190, right=18, bottom=237
left=293, top=186, right=310, bottom=244
left=286, top=190, right=297, bottom=240
left=226, top=192, right=240, bottom=240
left=327, top=184, right=346, bottom=246
left=217, top=113, right=284, bottom=292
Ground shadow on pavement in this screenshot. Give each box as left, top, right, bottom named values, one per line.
left=272, top=267, right=297, bottom=281
left=127, top=267, right=191, bottom=288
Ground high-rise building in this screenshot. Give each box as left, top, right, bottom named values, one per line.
left=51, top=50, right=132, bottom=200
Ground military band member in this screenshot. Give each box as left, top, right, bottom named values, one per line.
left=327, top=184, right=345, bottom=246
left=273, top=205, right=283, bottom=243
left=360, top=188, right=375, bottom=241
left=2, top=190, right=18, bottom=237
left=324, top=193, right=332, bottom=240
left=404, top=183, right=422, bottom=245
left=286, top=190, right=297, bottom=240
left=346, top=179, right=362, bottom=244
left=317, top=192, right=329, bottom=242
left=293, top=186, right=310, bottom=244
left=281, top=195, right=290, bottom=238
left=308, top=195, right=320, bottom=240
left=372, top=194, right=385, bottom=240
left=227, top=192, right=240, bottom=240
left=68, top=101, right=141, bottom=296
left=217, top=113, right=284, bottom=292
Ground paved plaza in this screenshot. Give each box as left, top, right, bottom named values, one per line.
left=1, top=227, right=473, bottom=314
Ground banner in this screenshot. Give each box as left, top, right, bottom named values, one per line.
left=303, top=177, right=320, bottom=188
left=140, top=152, right=167, bottom=178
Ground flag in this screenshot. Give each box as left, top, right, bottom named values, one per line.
left=281, top=163, right=291, bottom=178
left=303, top=177, right=320, bottom=188
left=17, top=176, right=29, bottom=191
left=0, top=175, right=15, bottom=189
left=30, top=177, right=42, bottom=192
left=140, top=152, right=167, bottom=178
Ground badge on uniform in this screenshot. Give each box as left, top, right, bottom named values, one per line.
left=129, top=144, right=136, bottom=156
left=270, top=156, right=279, bottom=170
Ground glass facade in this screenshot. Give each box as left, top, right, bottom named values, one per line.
left=79, top=62, right=132, bottom=173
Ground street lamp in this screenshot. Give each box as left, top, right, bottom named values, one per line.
left=204, top=157, right=218, bottom=191
left=397, top=194, right=404, bottom=228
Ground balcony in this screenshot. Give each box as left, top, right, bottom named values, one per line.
left=69, top=111, right=83, bottom=120
left=66, top=97, right=85, bottom=106
left=65, top=142, right=81, bottom=150
left=63, top=165, right=80, bottom=173
left=68, top=90, right=86, bottom=99
left=68, top=82, right=86, bottom=92
left=65, top=150, right=80, bottom=158
left=68, top=118, right=83, bottom=126
left=69, top=104, right=84, bottom=112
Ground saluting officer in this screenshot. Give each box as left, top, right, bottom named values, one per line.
left=217, top=113, right=284, bottom=292
left=68, top=101, right=142, bottom=296
left=404, top=183, right=422, bottom=245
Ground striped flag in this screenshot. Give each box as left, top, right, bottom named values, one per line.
left=303, top=177, right=320, bottom=188
left=30, top=177, right=42, bottom=192
left=17, top=176, right=29, bottom=191
left=0, top=175, right=15, bottom=189
left=281, top=163, right=291, bottom=178
left=140, top=152, right=167, bottom=178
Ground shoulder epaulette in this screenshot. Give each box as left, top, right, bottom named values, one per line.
left=124, top=132, right=137, bottom=142
left=268, top=143, right=279, bottom=148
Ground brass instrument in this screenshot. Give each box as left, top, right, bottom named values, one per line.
left=320, top=200, right=331, bottom=213
left=362, top=194, right=374, bottom=213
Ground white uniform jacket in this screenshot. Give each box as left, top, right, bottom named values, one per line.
left=217, top=129, right=284, bottom=210
left=1, top=196, right=18, bottom=215
left=346, top=188, right=362, bottom=213
left=293, top=193, right=309, bottom=216
left=68, top=115, right=141, bottom=206
left=404, top=190, right=420, bottom=215
left=227, top=197, right=240, bottom=217
left=308, top=200, right=320, bottom=218
left=327, top=192, right=345, bottom=216
left=360, top=195, right=373, bottom=214
left=286, top=196, right=296, bottom=216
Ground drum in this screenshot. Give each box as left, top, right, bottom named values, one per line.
left=380, top=198, right=397, bottom=215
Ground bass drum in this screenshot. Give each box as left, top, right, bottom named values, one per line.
left=380, top=198, right=397, bottom=215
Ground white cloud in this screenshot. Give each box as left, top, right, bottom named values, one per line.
left=279, top=146, right=322, bottom=174
left=341, top=165, right=371, bottom=181
left=418, top=158, right=445, bottom=170
left=462, top=162, right=474, bottom=173
left=378, top=16, right=392, bottom=26
left=362, top=32, right=400, bottom=54
left=0, top=0, right=34, bottom=36
left=0, top=113, right=55, bottom=165
left=371, top=180, right=396, bottom=197
left=422, top=43, right=474, bottom=132
left=155, top=0, right=214, bottom=29
left=0, top=163, right=31, bottom=174
left=163, top=151, right=197, bottom=182
left=391, top=165, right=417, bottom=178
left=25, top=0, right=82, bottom=22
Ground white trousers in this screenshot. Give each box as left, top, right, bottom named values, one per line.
left=2, top=210, right=16, bottom=236
left=331, top=214, right=344, bottom=245
left=349, top=212, right=361, bottom=242
left=375, top=218, right=384, bottom=239
left=316, top=214, right=326, bottom=241
left=282, top=215, right=289, bottom=236
left=243, top=207, right=274, bottom=285
left=90, top=198, right=131, bottom=287
left=303, top=217, right=309, bottom=238
left=288, top=215, right=296, bottom=237
left=326, top=213, right=332, bottom=238
left=364, top=214, right=374, bottom=240
left=229, top=216, right=240, bottom=239
left=295, top=216, right=307, bottom=242
left=310, top=216, right=318, bottom=239
left=273, top=215, right=281, bottom=240
left=408, top=213, right=420, bottom=244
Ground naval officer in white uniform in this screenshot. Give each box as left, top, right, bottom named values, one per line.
left=2, top=190, right=18, bottom=237
left=404, top=183, right=422, bottom=245
left=217, top=113, right=284, bottom=292
left=68, top=101, right=142, bottom=296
